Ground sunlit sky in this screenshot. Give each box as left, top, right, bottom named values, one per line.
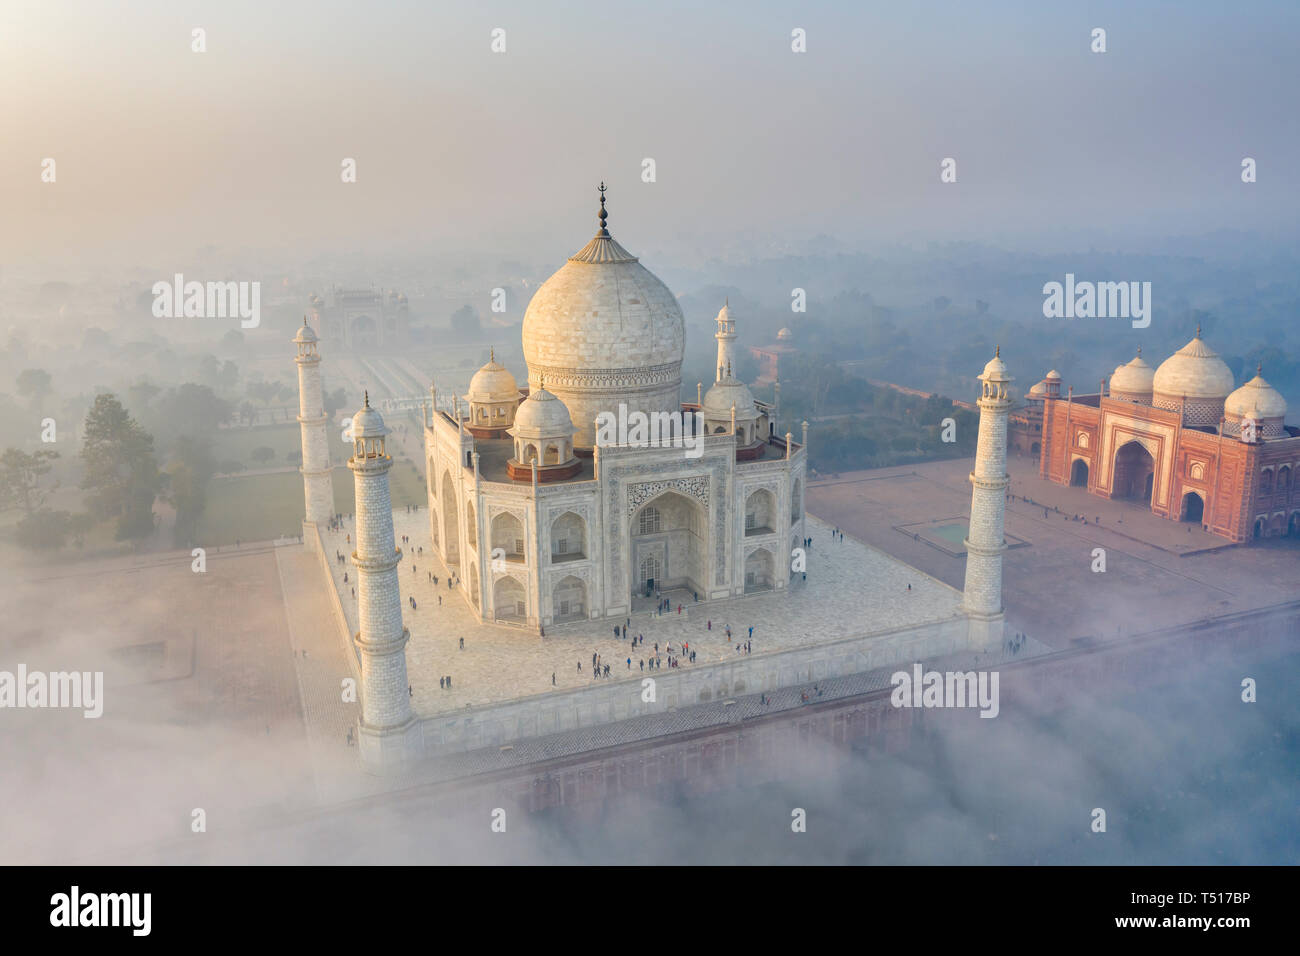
left=2, top=0, right=1297, bottom=270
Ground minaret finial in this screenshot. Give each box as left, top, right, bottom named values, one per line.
left=1196, top=322, right=1201, bottom=338
left=995, top=345, right=1000, bottom=358
left=1137, top=345, right=1141, bottom=356
left=490, top=346, right=495, bottom=363
left=597, top=182, right=609, bottom=238
left=1257, top=361, right=1263, bottom=376
left=303, top=315, right=308, bottom=326
left=364, top=390, right=370, bottom=408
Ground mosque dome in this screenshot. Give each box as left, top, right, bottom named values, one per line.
left=1152, top=331, right=1235, bottom=426
left=1222, top=366, right=1284, bottom=421
left=777, top=327, right=793, bottom=340
left=1153, top=332, right=1234, bottom=401
left=466, top=352, right=519, bottom=405
left=521, top=184, right=685, bottom=449
left=1109, top=349, right=1155, bottom=399
left=1028, top=380, right=1047, bottom=396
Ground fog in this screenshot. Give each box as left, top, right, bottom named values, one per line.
left=2, top=0, right=1298, bottom=865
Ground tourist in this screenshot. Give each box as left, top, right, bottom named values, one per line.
left=707, top=620, right=712, bottom=630
left=577, top=661, right=581, bottom=672
left=552, top=672, right=556, bottom=686
left=459, top=637, right=464, bottom=650
left=446, top=676, right=451, bottom=689
left=748, top=626, right=754, bottom=639
left=440, top=676, right=445, bottom=689
left=639, top=660, right=644, bottom=671
left=627, top=657, right=631, bottom=669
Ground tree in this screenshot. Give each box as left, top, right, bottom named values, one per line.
left=251, top=446, right=275, bottom=466
left=16, top=369, right=52, bottom=409
left=79, top=393, right=162, bottom=542
left=323, top=388, right=348, bottom=419
left=15, top=509, right=72, bottom=551
left=0, top=448, right=60, bottom=516
left=162, top=384, right=231, bottom=441
left=165, top=436, right=216, bottom=547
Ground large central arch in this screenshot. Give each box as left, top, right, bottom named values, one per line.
left=1113, top=440, right=1155, bottom=506
left=630, top=490, right=707, bottom=602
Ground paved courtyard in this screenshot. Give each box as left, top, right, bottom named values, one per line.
left=319, top=512, right=964, bottom=718
left=807, top=456, right=1300, bottom=649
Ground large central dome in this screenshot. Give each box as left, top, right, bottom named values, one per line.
left=522, top=186, right=685, bottom=449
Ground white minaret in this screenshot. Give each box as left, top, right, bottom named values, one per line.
left=715, top=300, right=737, bottom=383
left=294, top=319, right=333, bottom=543
left=349, top=392, right=418, bottom=771
left=963, top=348, right=1012, bottom=650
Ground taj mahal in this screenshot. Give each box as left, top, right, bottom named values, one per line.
left=292, top=186, right=1016, bottom=772
left=423, top=187, right=805, bottom=629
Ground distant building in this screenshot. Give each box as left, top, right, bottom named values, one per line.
left=308, top=287, right=410, bottom=350
left=1034, top=330, right=1300, bottom=542
left=749, top=327, right=799, bottom=384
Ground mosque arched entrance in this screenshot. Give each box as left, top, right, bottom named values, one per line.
left=1070, top=458, right=1089, bottom=488
left=350, top=314, right=378, bottom=349
left=1181, top=491, right=1205, bottom=524
left=1113, top=441, right=1155, bottom=506
left=630, top=490, right=706, bottom=604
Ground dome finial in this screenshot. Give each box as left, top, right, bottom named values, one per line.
left=995, top=345, right=1000, bottom=358
left=490, top=346, right=495, bottom=363
left=364, top=390, right=370, bottom=408
left=1257, top=361, right=1263, bottom=376
left=597, top=182, right=609, bottom=238
left=303, top=315, right=308, bottom=327
left=1136, top=345, right=1141, bottom=356
left=1195, top=322, right=1201, bottom=339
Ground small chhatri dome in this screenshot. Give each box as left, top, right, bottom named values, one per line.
left=1110, top=349, right=1155, bottom=396
left=1225, top=365, right=1288, bottom=421
left=776, top=327, right=793, bottom=340
left=1028, top=380, right=1047, bottom=396
left=351, top=390, right=388, bottom=437
left=466, top=350, right=520, bottom=404
left=1153, top=333, right=1234, bottom=401
left=512, top=385, right=574, bottom=435
left=981, top=347, right=1010, bottom=381
left=1045, top=369, right=1061, bottom=381
left=701, top=377, right=758, bottom=423
left=293, top=317, right=317, bottom=344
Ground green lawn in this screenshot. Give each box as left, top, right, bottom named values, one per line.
left=211, top=425, right=303, bottom=469
left=196, top=463, right=428, bottom=546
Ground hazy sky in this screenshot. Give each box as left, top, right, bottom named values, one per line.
left=3, top=0, right=1298, bottom=270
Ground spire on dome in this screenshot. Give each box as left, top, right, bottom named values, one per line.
left=490, top=347, right=495, bottom=363
left=568, top=182, right=638, bottom=263
left=364, top=390, right=370, bottom=408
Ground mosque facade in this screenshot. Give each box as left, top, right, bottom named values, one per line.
left=421, top=188, right=808, bottom=630
left=1026, top=331, right=1300, bottom=542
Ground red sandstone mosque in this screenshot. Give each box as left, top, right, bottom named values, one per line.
left=1010, top=329, right=1299, bottom=543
